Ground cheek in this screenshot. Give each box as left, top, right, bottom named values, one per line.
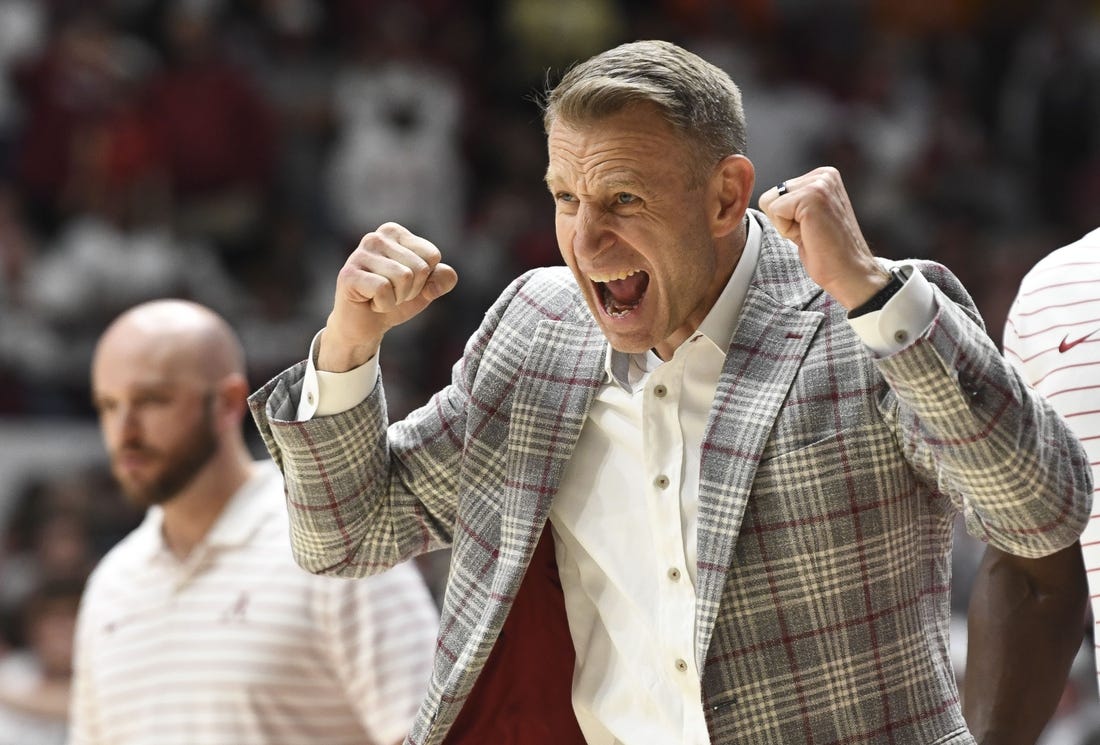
left=653, top=251, right=708, bottom=301
left=554, top=218, right=574, bottom=257
left=142, top=407, right=199, bottom=448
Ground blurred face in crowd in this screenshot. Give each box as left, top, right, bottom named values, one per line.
left=25, top=590, right=81, bottom=678
left=546, top=103, right=749, bottom=360
left=91, top=322, right=220, bottom=508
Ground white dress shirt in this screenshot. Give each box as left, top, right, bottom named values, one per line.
left=296, top=214, right=935, bottom=744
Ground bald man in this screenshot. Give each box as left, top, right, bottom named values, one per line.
left=68, top=300, right=439, bottom=745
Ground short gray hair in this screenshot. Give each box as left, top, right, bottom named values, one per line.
left=542, top=40, right=747, bottom=172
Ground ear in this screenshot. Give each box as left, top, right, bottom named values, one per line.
left=213, top=373, right=250, bottom=431
left=708, top=154, right=755, bottom=240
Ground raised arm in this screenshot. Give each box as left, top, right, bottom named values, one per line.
left=761, top=168, right=1091, bottom=557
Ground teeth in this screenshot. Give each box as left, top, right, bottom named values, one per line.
left=589, top=268, right=641, bottom=283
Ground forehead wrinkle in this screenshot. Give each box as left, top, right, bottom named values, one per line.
left=549, top=129, right=689, bottom=198
left=547, top=152, right=649, bottom=196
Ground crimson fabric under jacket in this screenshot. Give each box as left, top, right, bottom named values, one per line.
left=250, top=211, right=1091, bottom=745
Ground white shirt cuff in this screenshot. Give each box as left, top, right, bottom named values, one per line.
left=295, top=330, right=379, bottom=421
left=847, top=264, right=936, bottom=357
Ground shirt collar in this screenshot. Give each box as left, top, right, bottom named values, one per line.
left=604, top=212, right=763, bottom=387
left=131, top=461, right=282, bottom=563
left=202, top=462, right=281, bottom=548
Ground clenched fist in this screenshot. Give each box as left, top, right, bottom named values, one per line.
left=319, top=223, right=458, bottom=372
left=758, top=166, right=889, bottom=310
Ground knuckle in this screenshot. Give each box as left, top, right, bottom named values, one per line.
left=394, top=264, right=415, bottom=283
left=356, top=232, right=382, bottom=253
left=411, top=257, right=431, bottom=279
left=337, top=263, right=358, bottom=284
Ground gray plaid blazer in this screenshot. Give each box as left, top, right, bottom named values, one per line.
left=251, top=212, right=1091, bottom=744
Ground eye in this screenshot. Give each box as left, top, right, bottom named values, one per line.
left=615, top=192, right=639, bottom=206
left=137, top=393, right=171, bottom=407
left=555, top=192, right=576, bottom=204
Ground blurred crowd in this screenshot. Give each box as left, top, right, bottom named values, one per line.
left=1, top=0, right=1099, bottom=742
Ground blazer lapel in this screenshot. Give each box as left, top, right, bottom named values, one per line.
left=693, top=219, right=825, bottom=667
left=492, top=314, right=606, bottom=618
left=429, top=314, right=606, bottom=744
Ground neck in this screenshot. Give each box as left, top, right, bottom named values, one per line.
left=652, top=225, right=746, bottom=361
left=160, top=444, right=254, bottom=560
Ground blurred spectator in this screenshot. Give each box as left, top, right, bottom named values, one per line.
left=248, top=0, right=337, bottom=235
left=0, top=181, right=47, bottom=413
left=323, top=3, right=465, bottom=245
left=11, top=9, right=155, bottom=235
left=0, top=473, right=99, bottom=622
left=145, top=0, right=276, bottom=275
left=16, top=213, right=241, bottom=410
left=0, top=464, right=127, bottom=744
left=231, top=210, right=338, bottom=386
left=0, top=578, right=82, bottom=745
left=0, top=0, right=45, bottom=178
left=999, top=0, right=1100, bottom=238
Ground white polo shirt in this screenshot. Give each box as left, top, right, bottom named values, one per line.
left=68, top=462, right=439, bottom=745
left=1002, top=227, right=1100, bottom=686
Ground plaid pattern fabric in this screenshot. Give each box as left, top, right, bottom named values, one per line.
left=250, top=211, right=1091, bottom=745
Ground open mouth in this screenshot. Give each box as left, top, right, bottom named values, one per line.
left=591, top=269, right=650, bottom=317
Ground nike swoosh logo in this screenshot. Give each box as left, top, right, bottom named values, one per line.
left=1059, top=328, right=1100, bottom=353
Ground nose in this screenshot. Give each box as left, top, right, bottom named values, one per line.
left=572, top=203, right=615, bottom=258
left=104, top=404, right=142, bottom=450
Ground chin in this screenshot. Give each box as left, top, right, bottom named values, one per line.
left=600, top=330, right=657, bottom=355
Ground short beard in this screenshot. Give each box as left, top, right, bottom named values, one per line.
left=118, top=395, right=219, bottom=508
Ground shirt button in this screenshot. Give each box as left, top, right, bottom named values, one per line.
left=654, top=475, right=670, bottom=489
left=675, top=658, right=688, bottom=673
left=668, top=567, right=681, bottom=581
left=893, top=329, right=909, bottom=344
left=653, top=384, right=667, bottom=398
left=306, top=391, right=316, bottom=405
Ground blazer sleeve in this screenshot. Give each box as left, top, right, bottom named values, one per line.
left=248, top=272, right=535, bottom=577
left=875, top=261, right=1092, bottom=558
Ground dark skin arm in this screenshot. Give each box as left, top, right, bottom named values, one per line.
left=963, top=541, right=1088, bottom=745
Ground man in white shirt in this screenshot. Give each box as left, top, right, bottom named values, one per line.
left=249, top=40, right=1092, bottom=744
left=964, top=227, right=1100, bottom=744
left=69, top=299, right=438, bottom=745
